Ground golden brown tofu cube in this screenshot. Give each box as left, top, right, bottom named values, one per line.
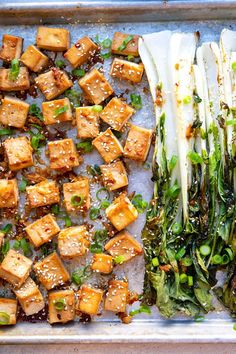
left=0, top=34, right=23, bottom=61
left=26, top=180, right=60, bottom=208
left=25, top=214, right=60, bottom=248
left=36, top=27, right=70, bottom=52
left=77, top=285, right=103, bottom=316
left=4, top=136, right=33, bottom=171
left=124, top=124, right=153, bottom=162
left=90, top=253, right=113, bottom=274
left=76, top=107, right=100, bottom=139
left=0, top=179, right=18, bottom=208
left=0, top=96, right=29, bottom=128
left=0, top=249, right=32, bottom=288
left=92, top=128, right=123, bottom=164
left=48, top=138, right=80, bottom=172
left=100, top=160, right=128, bottom=191
left=42, top=98, right=72, bottom=125
left=33, top=252, right=70, bottom=290
left=58, top=225, right=90, bottom=259
left=111, top=32, right=140, bottom=57
left=110, top=58, right=144, bottom=83
left=63, top=177, right=90, bottom=213
left=20, top=45, right=49, bottom=73
left=100, top=97, right=134, bottom=131
left=105, top=194, right=138, bottom=231
left=104, top=279, right=128, bottom=312
left=48, top=289, right=75, bottom=324
left=0, top=67, right=30, bottom=91
left=35, top=69, right=73, bottom=100
left=13, top=277, right=45, bottom=316
left=64, top=36, right=98, bottom=68
left=105, top=230, right=143, bottom=262
left=0, top=298, right=17, bottom=325
left=79, top=68, right=113, bottom=105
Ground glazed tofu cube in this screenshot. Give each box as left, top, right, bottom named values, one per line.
left=124, top=125, right=153, bottom=162
left=105, top=194, right=138, bottom=231
left=0, top=179, right=18, bottom=208
left=20, top=45, right=49, bottom=73
left=4, top=136, right=33, bottom=171
left=111, top=32, right=140, bottom=57
left=48, top=289, right=75, bottom=324
left=64, top=36, right=98, bottom=68
left=0, top=67, right=30, bottom=91
left=104, top=279, right=128, bottom=312
left=58, top=225, right=90, bottom=259
left=25, top=214, right=60, bottom=248
left=48, top=138, right=80, bottom=172
left=105, top=230, right=143, bottom=262
left=26, top=180, right=60, bottom=208
left=92, top=128, right=123, bottom=164
left=0, top=298, right=17, bottom=325
left=42, top=98, right=72, bottom=125
left=110, top=58, right=144, bottom=83
left=36, top=27, right=70, bottom=52
left=100, top=97, right=134, bottom=131
left=76, top=107, right=100, bottom=139
left=77, top=285, right=103, bottom=316
left=13, top=277, right=45, bottom=316
left=0, top=249, right=32, bottom=288
left=35, top=69, right=73, bottom=100
left=0, top=34, right=22, bottom=61
left=33, top=252, right=70, bottom=290
left=0, top=96, right=29, bottom=128
left=79, top=68, right=113, bottom=105
left=63, top=177, right=90, bottom=213
left=90, top=253, right=113, bottom=274
left=100, top=160, right=128, bottom=191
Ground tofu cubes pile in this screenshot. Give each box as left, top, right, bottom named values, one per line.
left=0, top=27, right=152, bottom=325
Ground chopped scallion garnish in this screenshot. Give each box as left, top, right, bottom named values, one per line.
left=77, top=140, right=93, bottom=153
left=29, top=103, right=44, bottom=121
left=114, top=255, right=125, bottom=264
left=55, top=60, right=66, bottom=69
left=64, top=215, right=72, bottom=227
left=183, top=95, right=191, bottom=105
left=92, top=105, right=103, bottom=112
left=54, top=105, right=68, bottom=117
left=130, top=93, right=142, bottom=110
left=8, top=59, right=20, bottom=81
left=89, top=207, right=100, bottom=220
left=2, top=224, right=12, bottom=234
left=0, top=128, right=14, bottom=136
left=72, top=68, right=85, bottom=77
left=118, top=35, right=133, bottom=51
left=232, top=61, right=236, bottom=72
left=96, top=187, right=110, bottom=202
left=54, top=298, right=66, bottom=311
left=131, top=194, right=147, bottom=213
left=199, top=244, right=211, bottom=256
left=0, top=312, right=10, bottom=325
left=70, top=194, right=84, bottom=207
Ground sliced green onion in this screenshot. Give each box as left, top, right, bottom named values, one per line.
left=102, top=38, right=112, bottom=49
left=211, top=254, right=222, bottom=265
left=152, top=257, right=159, bottom=267
left=169, top=155, right=178, bottom=173
left=131, top=194, right=148, bottom=213
left=13, top=240, right=21, bottom=250
left=232, top=61, right=236, bottom=72
left=20, top=238, right=32, bottom=257
left=2, top=224, right=12, bottom=234
left=114, top=255, right=125, bottom=264
left=193, top=93, right=202, bottom=103
left=65, top=215, right=72, bottom=227
left=130, top=304, right=151, bottom=316
left=175, top=247, right=186, bottom=261
left=90, top=242, right=103, bottom=254
left=199, top=244, right=211, bottom=257
left=100, top=200, right=111, bottom=209
left=194, top=315, right=205, bottom=322
left=54, top=298, right=66, bottom=311
left=72, top=68, right=85, bottom=77
left=96, top=188, right=110, bottom=202
left=19, top=177, right=28, bottom=192
left=71, top=194, right=84, bottom=207
left=89, top=207, right=100, bottom=220
left=100, top=52, right=111, bottom=60
left=118, top=35, right=134, bottom=51
left=222, top=254, right=230, bottom=265
left=31, top=133, right=45, bottom=151
left=0, top=312, right=10, bottom=325
left=92, top=105, right=103, bottom=112
left=71, top=266, right=91, bottom=286
left=130, top=93, right=142, bottom=110
left=51, top=204, right=60, bottom=215
left=0, top=128, right=14, bottom=136
left=172, top=222, right=182, bottom=235
left=1, top=240, right=10, bottom=255
left=188, top=275, right=193, bottom=287
left=77, top=140, right=93, bottom=153
left=181, top=257, right=193, bottom=267
left=183, top=95, right=191, bottom=105
left=55, top=60, right=66, bottom=69
left=54, top=105, right=68, bottom=117
left=8, top=59, right=20, bottom=81
left=29, top=103, right=43, bottom=121
left=166, top=181, right=180, bottom=199
left=187, top=151, right=203, bottom=165
left=226, top=119, right=236, bottom=126
left=224, top=248, right=234, bottom=261
left=179, top=273, right=188, bottom=284
left=127, top=55, right=135, bottom=62
left=88, top=164, right=101, bottom=176
left=65, top=89, right=80, bottom=108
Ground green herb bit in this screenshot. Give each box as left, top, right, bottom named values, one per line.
left=13, top=240, right=21, bottom=250
left=65, top=215, right=72, bottom=227
left=169, top=155, right=178, bottom=173
left=232, top=61, right=236, bottom=72
left=51, top=204, right=60, bottom=215
left=172, top=222, right=182, bottom=235
left=72, top=68, right=85, bottom=78
left=130, top=304, right=151, bottom=317
left=183, top=95, right=191, bottom=105
left=0, top=128, right=14, bottom=136
left=90, top=242, right=103, bottom=254
left=89, top=207, right=100, bottom=220
left=54, top=298, right=66, bottom=311
left=102, top=38, right=112, bottom=49
left=65, top=89, right=81, bottom=108
left=71, top=194, right=84, bottom=207
left=71, top=266, right=91, bottom=286
left=187, top=151, right=203, bottom=165
left=193, top=93, right=202, bottom=103
left=114, top=255, right=125, bottom=264
left=118, top=35, right=134, bottom=52
left=199, top=244, right=211, bottom=257
left=100, top=52, right=111, bottom=60
left=29, top=103, right=44, bottom=121
left=179, top=273, right=188, bottom=284
left=100, top=200, right=110, bottom=209
left=19, top=177, right=28, bottom=192
left=224, top=248, right=234, bottom=261
left=152, top=257, right=159, bottom=267
left=1, top=240, right=10, bottom=255
left=130, top=93, right=142, bottom=110
left=175, top=246, right=185, bottom=260
left=188, top=276, right=193, bottom=287
left=226, top=119, right=236, bottom=126
left=20, top=238, right=32, bottom=257
left=222, top=254, right=230, bottom=265
left=181, top=257, right=193, bottom=267
left=31, top=133, right=45, bottom=151
left=0, top=312, right=10, bottom=325
left=96, top=187, right=110, bottom=202
left=77, top=140, right=93, bottom=153
left=54, top=105, right=68, bottom=118
left=8, top=59, right=20, bottom=81
left=127, top=55, right=135, bottom=62
left=131, top=194, right=148, bottom=213
left=166, top=181, right=180, bottom=199
left=55, top=60, right=66, bottom=69
left=88, top=164, right=101, bottom=176
left=92, top=105, right=103, bottom=112
left=1, top=224, right=12, bottom=234
left=211, top=254, right=222, bottom=265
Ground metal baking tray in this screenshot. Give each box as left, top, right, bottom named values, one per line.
left=0, top=0, right=236, bottom=344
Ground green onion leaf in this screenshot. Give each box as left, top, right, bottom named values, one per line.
left=199, top=244, right=211, bottom=257
left=19, top=177, right=28, bottom=192
left=88, top=164, right=101, bottom=176
left=89, top=207, right=100, bottom=220
left=8, top=59, right=20, bottom=81
left=187, top=151, right=203, bottom=165
left=226, top=119, right=236, bottom=126
left=96, top=187, right=110, bottom=202
left=130, top=93, right=142, bottom=110
left=194, top=315, right=205, bottom=322
left=188, top=276, right=193, bottom=287
left=152, top=257, right=159, bottom=267
left=13, top=240, right=21, bottom=250
left=181, top=257, right=193, bottom=267
left=29, top=104, right=44, bottom=121
left=100, top=200, right=111, bottom=209
left=31, top=133, right=45, bottom=151
left=102, top=38, right=112, bottom=49
left=172, top=222, right=182, bottom=235
left=127, top=55, right=135, bottom=62
left=65, top=215, right=72, bottom=227
left=55, top=60, right=66, bottom=69
left=131, top=194, right=148, bottom=213
left=100, top=52, right=111, bottom=60
left=72, top=68, right=85, bottom=78
left=77, top=140, right=93, bottom=153
left=0, top=128, right=14, bottom=136
left=51, top=204, right=60, bottom=215
left=179, top=273, right=188, bottom=284
left=169, top=155, right=178, bottom=173
left=118, top=35, right=134, bottom=51
left=211, top=254, right=222, bottom=265
left=1, top=240, right=10, bottom=255
left=224, top=248, right=234, bottom=261
left=130, top=304, right=151, bottom=317
left=183, top=95, right=191, bottom=105
left=175, top=247, right=186, bottom=260
left=0, top=312, right=10, bottom=325
left=54, top=298, right=66, bottom=311
left=65, top=89, right=81, bottom=108
left=71, top=266, right=91, bottom=286
left=54, top=105, right=68, bottom=117
left=20, top=238, right=32, bottom=257
left=2, top=224, right=12, bottom=234
left=222, top=254, right=230, bottom=265
left=90, top=242, right=103, bottom=254
left=193, top=93, right=202, bottom=103
left=166, top=181, right=180, bottom=199
left=92, top=105, right=103, bottom=112
left=114, top=255, right=125, bottom=264
left=70, top=194, right=84, bottom=207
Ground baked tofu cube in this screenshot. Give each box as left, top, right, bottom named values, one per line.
left=58, top=225, right=90, bottom=259
left=20, top=45, right=49, bottom=73
left=0, top=96, right=29, bottom=128
left=0, top=34, right=22, bottom=61
left=4, top=137, right=33, bottom=171
left=105, top=230, right=143, bottom=262
left=36, top=27, right=70, bottom=52
left=33, top=252, right=70, bottom=290
left=90, top=253, right=113, bottom=274
left=0, top=249, right=32, bottom=288
left=63, top=177, right=90, bottom=213
left=79, top=68, right=113, bottom=105
left=35, top=69, right=73, bottom=100
left=76, top=107, right=100, bottom=139
left=42, top=98, right=72, bottom=125
left=26, top=180, right=60, bottom=208
left=13, top=277, right=45, bottom=316
left=25, top=214, right=60, bottom=248
left=92, top=128, right=123, bottom=164
left=77, top=285, right=103, bottom=316
left=124, top=125, right=153, bottom=162
left=110, top=58, right=144, bottom=84
left=48, top=138, right=80, bottom=172
left=64, top=36, right=98, bottom=68
left=0, top=67, right=30, bottom=91
left=111, top=32, right=140, bottom=57
left=0, top=298, right=17, bottom=325
left=48, top=289, right=75, bottom=324
left=104, top=279, right=128, bottom=312
left=100, top=97, right=134, bottom=131
left=105, top=194, right=138, bottom=231
left=0, top=179, right=18, bottom=208
left=100, top=160, right=128, bottom=191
